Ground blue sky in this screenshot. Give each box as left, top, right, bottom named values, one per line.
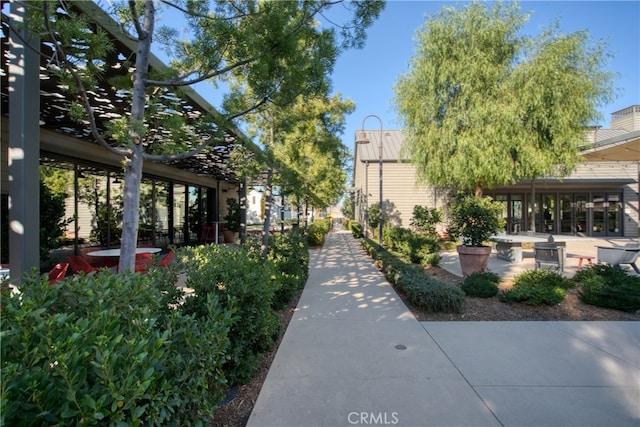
left=331, top=1, right=640, bottom=149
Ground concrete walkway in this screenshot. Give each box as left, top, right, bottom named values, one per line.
left=248, top=229, right=639, bottom=427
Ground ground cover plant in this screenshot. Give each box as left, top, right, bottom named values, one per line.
left=573, top=264, right=640, bottom=312
left=499, top=269, right=574, bottom=305
left=461, top=271, right=500, bottom=298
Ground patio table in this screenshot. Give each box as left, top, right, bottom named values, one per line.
left=491, top=234, right=566, bottom=263
left=87, top=247, right=161, bottom=257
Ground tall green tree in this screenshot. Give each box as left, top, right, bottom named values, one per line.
left=14, top=0, right=383, bottom=272
left=272, top=94, right=354, bottom=208
left=394, top=1, right=614, bottom=198
left=242, top=92, right=353, bottom=255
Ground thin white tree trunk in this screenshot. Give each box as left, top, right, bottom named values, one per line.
left=118, top=0, right=154, bottom=273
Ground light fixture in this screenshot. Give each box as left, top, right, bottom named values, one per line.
left=355, top=130, right=370, bottom=145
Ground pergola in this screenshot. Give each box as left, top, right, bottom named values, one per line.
left=1, top=2, right=265, bottom=277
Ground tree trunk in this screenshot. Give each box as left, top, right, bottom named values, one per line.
left=474, top=186, right=483, bottom=198
left=118, top=0, right=154, bottom=273
left=119, top=147, right=144, bottom=272
left=529, top=178, right=536, bottom=233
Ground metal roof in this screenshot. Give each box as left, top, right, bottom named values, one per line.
left=354, top=129, right=406, bottom=162
left=355, top=126, right=640, bottom=164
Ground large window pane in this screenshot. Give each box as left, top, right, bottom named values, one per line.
left=607, top=194, right=621, bottom=234
left=592, top=193, right=605, bottom=234
left=173, top=184, right=187, bottom=244
left=156, top=182, right=170, bottom=246
left=559, top=194, right=572, bottom=234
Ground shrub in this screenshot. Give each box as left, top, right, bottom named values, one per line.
left=266, top=229, right=309, bottom=309
left=410, top=205, right=442, bottom=235
left=1, top=269, right=230, bottom=426
left=420, top=251, right=441, bottom=267
left=461, top=271, right=500, bottom=298
left=307, top=218, right=331, bottom=246
left=448, top=193, right=504, bottom=247
left=367, top=204, right=380, bottom=231
left=500, top=269, right=573, bottom=305
left=350, top=221, right=362, bottom=238
left=383, top=225, right=439, bottom=265
left=402, top=275, right=466, bottom=313
left=179, top=244, right=280, bottom=385
left=574, top=265, right=640, bottom=312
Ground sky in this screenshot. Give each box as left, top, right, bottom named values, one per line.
left=330, top=0, right=640, bottom=151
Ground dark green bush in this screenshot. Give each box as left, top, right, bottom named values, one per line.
left=461, top=271, right=500, bottom=298
left=1, top=269, right=230, bottom=426
left=499, top=269, right=573, bottom=305
left=410, top=205, right=442, bottom=235
left=574, top=265, right=640, bottom=312
left=266, top=229, right=309, bottom=309
left=350, top=221, right=363, bottom=238
left=420, top=251, right=441, bottom=267
left=361, top=237, right=463, bottom=313
left=402, top=275, right=466, bottom=313
left=307, top=218, right=331, bottom=246
left=179, top=244, right=280, bottom=385
left=382, top=225, right=439, bottom=265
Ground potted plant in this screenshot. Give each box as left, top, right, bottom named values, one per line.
left=223, top=197, right=241, bottom=243
left=448, top=193, right=504, bottom=276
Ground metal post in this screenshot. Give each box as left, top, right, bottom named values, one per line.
left=355, top=115, right=384, bottom=248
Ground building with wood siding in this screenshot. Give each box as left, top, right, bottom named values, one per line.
left=352, top=105, right=640, bottom=238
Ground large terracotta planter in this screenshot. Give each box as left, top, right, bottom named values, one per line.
left=223, top=230, right=237, bottom=243
left=456, top=245, right=492, bottom=276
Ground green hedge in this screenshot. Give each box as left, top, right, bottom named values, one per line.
left=265, top=229, right=310, bottom=309
left=348, top=220, right=362, bottom=238
left=360, top=238, right=464, bottom=313
left=2, top=230, right=311, bottom=426
left=1, top=269, right=230, bottom=426
left=499, top=269, right=573, bottom=305
left=381, top=224, right=440, bottom=266
left=178, top=244, right=280, bottom=385
left=574, top=264, right=640, bottom=312
left=306, top=218, right=331, bottom=247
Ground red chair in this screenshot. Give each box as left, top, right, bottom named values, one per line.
left=158, top=249, right=175, bottom=271
left=48, top=262, right=69, bottom=285
left=67, top=255, right=100, bottom=274
left=134, top=253, right=153, bottom=273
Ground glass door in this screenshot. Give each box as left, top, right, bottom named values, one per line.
left=510, top=195, right=523, bottom=234
left=607, top=194, right=622, bottom=236
left=592, top=193, right=605, bottom=236
left=575, top=194, right=587, bottom=235
left=540, top=194, right=556, bottom=234
left=559, top=194, right=573, bottom=234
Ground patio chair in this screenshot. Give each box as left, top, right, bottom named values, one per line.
left=597, top=243, right=640, bottom=273
left=158, top=249, right=175, bottom=271
left=48, top=262, right=69, bottom=285
left=533, top=242, right=564, bottom=273
left=134, top=252, right=154, bottom=273
left=67, top=255, right=100, bottom=274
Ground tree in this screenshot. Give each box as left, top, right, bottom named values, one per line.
left=394, top=1, right=614, bottom=198
left=241, top=92, right=354, bottom=255
left=15, top=0, right=383, bottom=272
